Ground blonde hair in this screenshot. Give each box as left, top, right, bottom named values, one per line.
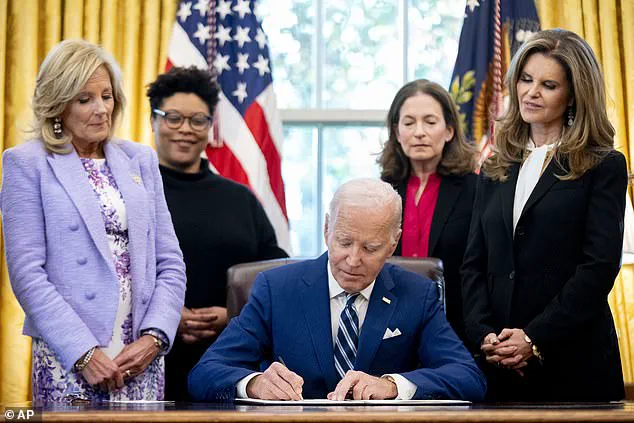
left=30, top=39, right=126, bottom=153
left=483, top=29, right=615, bottom=181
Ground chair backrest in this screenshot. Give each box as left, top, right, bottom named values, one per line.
left=226, top=256, right=445, bottom=319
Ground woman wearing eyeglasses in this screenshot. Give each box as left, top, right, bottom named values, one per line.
left=146, top=66, right=289, bottom=401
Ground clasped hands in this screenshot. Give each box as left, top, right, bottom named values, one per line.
left=246, top=362, right=398, bottom=400
left=81, top=334, right=160, bottom=391
left=178, top=306, right=228, bottom=344
left=481, top=328, right=533, bottom=376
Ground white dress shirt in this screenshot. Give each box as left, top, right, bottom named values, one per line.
left=236, top=261, right=418, bottom=399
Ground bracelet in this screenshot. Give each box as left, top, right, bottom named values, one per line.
left=145, top=332, right=164, bottom=351
left=524, top=334, right=543, bottom=363
left=141, top=328, right=168, bottom=354
left=73, top=347, right=96, bottom=372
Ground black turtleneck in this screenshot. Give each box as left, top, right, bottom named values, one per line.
left=160, top=159, right=288, bottom=308
left=159, top=159, right=288, bottom=400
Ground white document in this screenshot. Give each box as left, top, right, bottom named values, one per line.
left=235, top=398, right=470, bottom=406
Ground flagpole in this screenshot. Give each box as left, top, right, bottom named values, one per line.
left=207, top=0, right=218, bottom=81
left=489, top=0, right=503, bottom=147
left=206, top=0, right=223, bottom=150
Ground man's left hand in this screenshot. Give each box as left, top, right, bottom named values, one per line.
left=113, top=335, right=160, bottom=379
left=327, top=370, right=397, bottom=400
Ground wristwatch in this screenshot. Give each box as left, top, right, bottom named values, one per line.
left=524, top=334, right=543, bottom=362
left=143, top=330, right=165, bottom=352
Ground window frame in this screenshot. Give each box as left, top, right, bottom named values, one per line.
left=269, top=0, right=461, bottom=255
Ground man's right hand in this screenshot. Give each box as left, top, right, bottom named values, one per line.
left=246, top=362, right=304, bottom=400
left=81, top=348, right=124, bottom=391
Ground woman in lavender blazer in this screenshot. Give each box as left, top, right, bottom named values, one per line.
left=0, top=40, right=186, bottom=403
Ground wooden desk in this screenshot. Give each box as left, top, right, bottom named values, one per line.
left=3, top=402, right=632, bottom=423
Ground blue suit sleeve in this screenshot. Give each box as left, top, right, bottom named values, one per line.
left=188, top=272, right=274, bottom=401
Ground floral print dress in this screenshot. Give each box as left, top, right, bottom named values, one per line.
left=32, top=158, right=164, bottom=403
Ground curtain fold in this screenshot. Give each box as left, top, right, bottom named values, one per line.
left=0, top=0, right=178, bottom=403
left=536, top=0, right=634, bottom=384
left=0, top=0, right=41, bottom=404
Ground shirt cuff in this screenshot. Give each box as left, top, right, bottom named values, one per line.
left=140, top=328, right=170, bottom=355
left=383, top=374, right=417, bottom=400
left=236, top=372, right=262, bottom=398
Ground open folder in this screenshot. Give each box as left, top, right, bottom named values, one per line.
left=235, top=398, right=471, bottom=406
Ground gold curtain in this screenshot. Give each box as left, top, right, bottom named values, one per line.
left=0, top=0, right=179, bottom=403
left=536, top=0, right=634, bottom=383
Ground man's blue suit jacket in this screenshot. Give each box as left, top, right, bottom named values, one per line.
left=189, top=253, right=486, bottom=401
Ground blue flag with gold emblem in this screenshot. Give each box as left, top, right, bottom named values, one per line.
left=450, top=0, right=540, bottom=148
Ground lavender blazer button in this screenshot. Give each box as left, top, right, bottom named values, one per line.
left=76, top=257, right=87, bottom=265
left=69, top=222, right=79, bottom=231
left=85, top=292, right=96, bottom=300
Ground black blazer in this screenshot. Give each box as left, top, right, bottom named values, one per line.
left=390, top=172, right=477, bottom=342
left=461, top=151, right=627, bottom=401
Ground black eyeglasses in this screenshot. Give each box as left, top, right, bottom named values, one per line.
left=153, top=109, right=212, bottom=132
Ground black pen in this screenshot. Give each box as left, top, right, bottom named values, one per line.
left=278, top=356, right=304, bottom=400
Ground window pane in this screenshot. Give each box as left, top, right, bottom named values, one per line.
left=282, top=126, right=319, bottom=256
left=323, top=0, right=402, bottom=108
left=408, top=0, right=464, bottom=87
left=322, top=125, right=384, bottom=224
left=260, top=0, right=315, bottom=108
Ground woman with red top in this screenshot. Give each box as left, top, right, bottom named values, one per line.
left=378, top=79, right=477, bottom=341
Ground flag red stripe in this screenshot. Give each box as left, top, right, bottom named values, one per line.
left=206, top=144, right=251, bottom=188
left=243, top=102, right=287, bottom=218
left=165, top=59, right=173, bottom=71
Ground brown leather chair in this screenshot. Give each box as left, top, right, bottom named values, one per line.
left=226, top=256, right=445, bottom=319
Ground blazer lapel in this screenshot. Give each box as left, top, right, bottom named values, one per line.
left=518, top=158, right=559, bottom=222
left=499, top=163, right=519, bottom=241
left=355, top=267, right=397, bottom=373
left=428, top=175, right=462, bottom=256
left=46, top=149, right=114, bottom=273
left=300, top=253, right=339, bottom=391
left=104, top=142, right=149, bottom=296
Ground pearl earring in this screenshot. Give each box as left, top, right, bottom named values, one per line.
left=567, top=107, right=574, bottom=127
left=53, top=117, right=63, bottom=138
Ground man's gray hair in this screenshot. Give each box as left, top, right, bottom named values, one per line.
left=327, top=178, right=402, bottom=241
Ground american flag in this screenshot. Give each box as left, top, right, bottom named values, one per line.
left=449, top=0, right=540, bottom=166
left=166, top=0, right=291, bottom=253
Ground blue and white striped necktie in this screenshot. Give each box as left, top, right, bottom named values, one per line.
left=334, top=293, right=360, bottom=379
